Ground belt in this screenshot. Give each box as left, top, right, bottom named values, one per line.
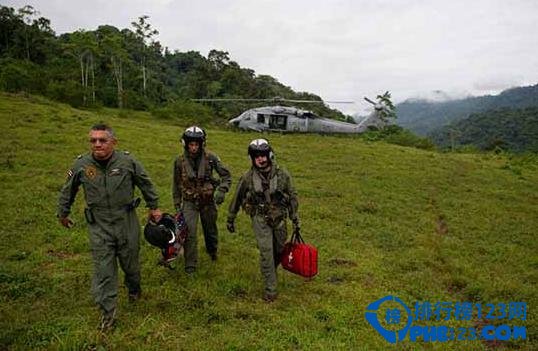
left=89, top=198, right=141, bottom=212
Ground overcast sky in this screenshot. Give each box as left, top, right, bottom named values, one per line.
left=4, top=0, right=538, bottom=114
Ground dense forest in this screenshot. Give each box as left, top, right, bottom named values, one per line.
left=430, top=106, right=538, bottom=152
left=396, top=84, right=538, bottom=136
left=0, top=4, right=348, bottom=122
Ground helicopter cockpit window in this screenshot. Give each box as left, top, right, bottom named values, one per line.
left=257, top=114, right=265, bottom=123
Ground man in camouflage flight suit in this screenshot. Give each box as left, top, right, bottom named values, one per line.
left=226, top=139, right=299, bottom=302
left=57, top=123, right=162, bottom=331
left=173, top=126, right=231, bottom=274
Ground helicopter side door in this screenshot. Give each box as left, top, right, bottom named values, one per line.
left=268, top=114, right=288, bottom=130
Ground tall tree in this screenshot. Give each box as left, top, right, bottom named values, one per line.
left=66, top=30, right=98, bottom=105
left=98, top=26, right=128, bottom=108
left=0, top=6, right=22, bottom=56
left=131, top=15, right=159, bottom=97
left=17, top=5, right=38, bottom=61
left=208, top=50, right=230, bottom=73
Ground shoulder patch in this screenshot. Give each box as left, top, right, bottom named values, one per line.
left=66, top=169, right=74, bottom=179
left=123, top=151, right=130, bottom=155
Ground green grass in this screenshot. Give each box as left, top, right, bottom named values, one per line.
left=1, top=92, right=537, bottom=350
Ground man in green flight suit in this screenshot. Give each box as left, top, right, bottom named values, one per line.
left=173, top=126, right=231, bottom=274
left=226, top=139, right=299, bottom=302
left=57, top=123, right=162, bottom=331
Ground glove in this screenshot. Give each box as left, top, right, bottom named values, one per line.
left=226, top=219, right=235, bottom=233
left=59, top=216, right=74, bottom=228
left=214, top=190, right=225, bottom=205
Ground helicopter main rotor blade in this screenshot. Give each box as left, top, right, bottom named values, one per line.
left=281, top=99, right=324, bottom=103
left=191, top=97, right=355, bottom=104
left=192, top=98, right=319, bottom=103
left=324, top=100, right=355, bottom=104
left=283, top=99, right=355, bottom=104
left=191, top=98, right=270, bottom=102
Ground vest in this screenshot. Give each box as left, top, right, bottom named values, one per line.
left=243, top=167, right=290, bottom=226
left=180, top=152, right=215, bottom=204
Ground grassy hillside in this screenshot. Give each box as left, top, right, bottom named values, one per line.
left=1, top=93, right=537, bottom=350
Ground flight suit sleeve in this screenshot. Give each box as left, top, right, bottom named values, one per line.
left=172, top=157, right=182, bottom=210
left=227, top=175, right=247, bottom=221
left=212, top=154, right=232, bottom=193
left=57, top=161, right=82, bottom=218
left=131, top=156, right=159, bottom=209
left=284, top=171, right=299, bottom=221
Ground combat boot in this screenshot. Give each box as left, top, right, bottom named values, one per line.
left=185, top=266, right=196, bottom=275
left=129, top=290, right=141, bottom=302
left=99, top=308, right=116, bottom=332
left=263, top=293, right=278, bottom=303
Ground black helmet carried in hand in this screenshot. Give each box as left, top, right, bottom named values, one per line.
left=181, top=126, right=206, bottom=150
left=144, top=213, right=177, bottom=249
left=248, top=138, right=274, bottom=162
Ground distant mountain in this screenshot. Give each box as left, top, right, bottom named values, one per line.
left=430, top=106, right=538, bottom=152
left=396, top=84, right=538, bottom=136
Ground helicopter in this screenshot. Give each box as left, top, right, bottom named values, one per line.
left=192, top=92, right=395, bottom=134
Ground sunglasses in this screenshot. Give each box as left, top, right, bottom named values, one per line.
left=89, top=138, right=111, bottom=144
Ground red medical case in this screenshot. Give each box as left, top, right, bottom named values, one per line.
left=281, top=229, right=318, bottom=278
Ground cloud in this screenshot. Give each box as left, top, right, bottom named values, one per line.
left=473, top=76, right=525, bottom=94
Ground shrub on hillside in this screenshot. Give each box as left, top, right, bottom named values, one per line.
left=385, top=128, right=435, bottom=150
left=0, top=58, right=46, bottom=94
left=361, top=125, right=435, bottom=150
left=45, top=80, right=84, bottom=107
